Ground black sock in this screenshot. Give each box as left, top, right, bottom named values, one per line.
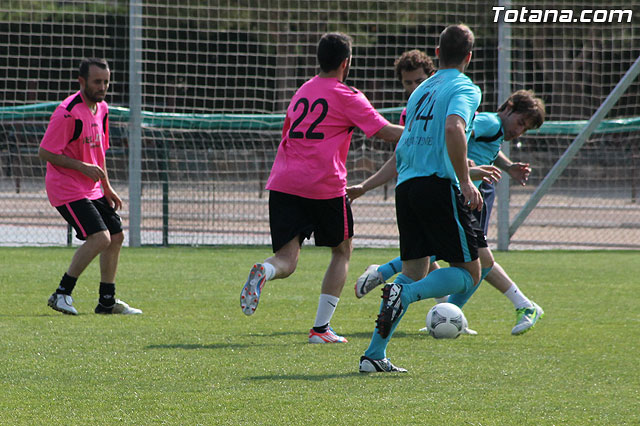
left=313, top=323, right=329, bottom=333
left=99, top=282, right=116, bottom=307
left=56, top=273, right=77, bottom=295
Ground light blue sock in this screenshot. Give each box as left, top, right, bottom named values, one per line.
left=378, top=257, right=402, bottom=281
left=364, top=273, right=414, bottom=360
left=363, top=269, right=473, bottom=360
left=402, top=267, right=474, bottom=304
left=378, top=256, right=436, bottom=282
left=448, top=266, right=493, bottom=308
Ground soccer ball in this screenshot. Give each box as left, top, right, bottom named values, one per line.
left=426, top=303, right=467, bottom=339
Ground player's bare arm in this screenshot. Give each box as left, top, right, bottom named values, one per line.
left=100, top=165, right=122, bottom=210
left=469, top=165, right=502, bottom=185
left=373, top=123, right=404, bottom=143
left=346, top=155, right=397, bottom=201
left=445, top=114, right=482, bottom=211
left=38, top=147, right=106, bottom=182
left=494, top=151, right=530, bottom=186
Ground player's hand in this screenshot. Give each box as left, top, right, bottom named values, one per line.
left=80, top=163, right=106, bottom=182
left=469, top=165, right=502, bottom=185
left=103, top=186, right=123, bottom=210
left=346, top=185, right=366, bottom=201
left=507, top=162, right=531, bottom=186
left=460, top=180, right=483, bottom=211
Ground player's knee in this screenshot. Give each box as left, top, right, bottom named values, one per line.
left=333, top=238, right=352, bottom=259
left=88, top=230, right=111, bottom=251
left=480, top=258, right=494, bottom=270
left=478, top=248, right=494, bottom=270
left=272, top=254, right=298, bottom=278
left=110, top=231, right=124, bottom=247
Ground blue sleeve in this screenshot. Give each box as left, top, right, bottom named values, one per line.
left=472, top=113, right=501, bottom=139
left=446, top=85, right=481, bottom=128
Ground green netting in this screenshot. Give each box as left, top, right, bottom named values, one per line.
left=3, top=103, right=639, bottom=134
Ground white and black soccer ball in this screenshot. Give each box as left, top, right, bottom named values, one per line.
left=426, top=302, right=467, bottom=339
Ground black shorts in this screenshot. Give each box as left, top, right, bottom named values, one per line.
left=472, top=181, right=495, bottom=237
left=56, top=197, right=123, bottom=241
left=268, top=190, right=353, bottom=252
left=395, top=176, right=487, bottom=263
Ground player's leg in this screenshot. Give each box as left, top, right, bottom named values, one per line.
left=484, top=262, right=544, bottom=334
left=360, top=180, right=425, bottom=371
left=309, top=238, right=351, bottom=343
left=478, top=183, right=543, bottom=333
left=48, top=199, right=112, bottom=315
left=427, top=260, right=450, bottom=304
left=378, top=257, right=403, bottom=281
left=439, top=191, right=492, bottom=332
left=99, top=231, right=123, bottom=284
left=67, top=230, right=112, bottom=278
left=94, top=230, right=140, bottom=315
left=447, top=245, right=494, bottom=308
left=264, top=236, right=301, bottom=279
left=308, top=194, right=353, bottom=343
left=361, top=256, right=477, bottom=370
left=360, top=258, right=424, bottom=373
left=355, top=257, right=399, bottom=298
left=241, top=191, right=309, bottom=316
left=374, top=254, right=436, bottom=282
left=84, top=197, right=140, bottom=315
left=361, top=177, right=478, bottom=372
left=356, top=255, right=438, bottom=299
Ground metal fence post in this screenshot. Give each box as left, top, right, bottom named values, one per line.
left=128, top=0, right=142, bottom=247
left=496, top=0, right=512, bottom=251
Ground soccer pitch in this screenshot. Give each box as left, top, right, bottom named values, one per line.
left=1, top=247, right=638, bottom=425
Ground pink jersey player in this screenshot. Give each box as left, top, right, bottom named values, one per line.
left=266, top=76, right=390, bottom=199
left=40, top=90, right=109, bottom=206
left=40, top=58, right=141, bottom=317
left=241, top=33, right=404, bottom=345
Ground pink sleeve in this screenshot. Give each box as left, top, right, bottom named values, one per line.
left=342, top=90, right=390, bottom=138
left=40, top=107, right=75, bottom=154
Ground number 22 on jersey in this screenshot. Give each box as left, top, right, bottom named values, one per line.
left=288, top=98, right=329, bottom=140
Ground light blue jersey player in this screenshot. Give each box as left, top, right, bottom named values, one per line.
left=352, top=90, right=546, bottom=341
left=357, top=24, right=489, bottom=373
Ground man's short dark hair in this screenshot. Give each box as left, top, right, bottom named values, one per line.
left=79, top=58, right=109, bottom=80
left=498, top=89, right=546, bottom=129
left=317, top=33, right=352, bottom=73
left=438, top=24, right=474, bottom=68
left=394, top=49, right=435, bottom=81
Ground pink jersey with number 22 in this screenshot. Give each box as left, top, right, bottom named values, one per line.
left=266, top=76, right=389, bottom=199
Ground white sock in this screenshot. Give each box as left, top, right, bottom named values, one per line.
left=313, top=294, right=340, bottom=328
left=262, top=262, right=276, bottom=281
left=503, top=283, right=533, bottom=310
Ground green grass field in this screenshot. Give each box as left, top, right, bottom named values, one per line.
left=1, top=247, right=639, bottom=425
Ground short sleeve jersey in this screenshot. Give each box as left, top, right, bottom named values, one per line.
left=395, top=68, right=481, bottom=186
left=467, top=112, right=504, bottom=187
left=40, top=91, right=109, bottom=206
left=266, top=76, right=389, bottom=199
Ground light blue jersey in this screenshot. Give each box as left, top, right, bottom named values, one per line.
left=467, top=112, right=504, bottom=187
left=395, top=68, right=481, bottom=187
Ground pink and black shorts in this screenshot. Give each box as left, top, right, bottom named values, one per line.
left=55, top=197, right=122, bottom=241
